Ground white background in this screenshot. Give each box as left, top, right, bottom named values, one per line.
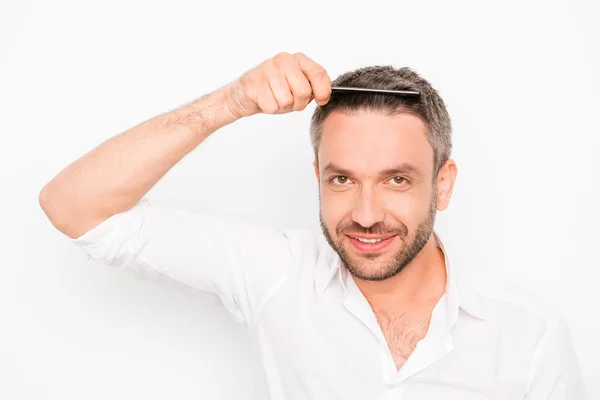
left=1, top=0, right=598, bottom=398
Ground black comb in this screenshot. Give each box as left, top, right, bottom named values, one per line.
left=331, top=86, right=420, bottom=97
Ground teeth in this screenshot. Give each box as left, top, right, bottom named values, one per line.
left=356, top=237, right=383, bottom=243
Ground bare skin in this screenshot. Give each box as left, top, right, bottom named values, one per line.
left=314, top=110, right=458, bottom=369
left=375, top=308, right=432, bottom=370
left=370, top=242, right=447, bottom=370
left=39, top=52, right=331, bottom=239
left=40, top=51, right=458, bottom=370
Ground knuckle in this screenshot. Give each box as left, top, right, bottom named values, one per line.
left=292, top=51, right=306, bottom=59
left=263, top=103, right=279, bottom=114
left=314, top=67, right=329, bottom=79
left=274, top=52, right=292, bottom=63
left=262, top=58, right=276, bottom=71
left=297, top=87, right=312, bottom=99
left=281, top=96, right=294, bottom=108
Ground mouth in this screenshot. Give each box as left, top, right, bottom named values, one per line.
left=346, top=235, right=397, bottom=254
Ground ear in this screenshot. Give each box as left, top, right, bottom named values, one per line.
left=436, top=159, right=457, bottom=211
left=313, top=160, right=320, bottom=182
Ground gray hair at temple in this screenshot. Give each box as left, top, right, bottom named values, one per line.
left=309, top=66, right=453, bottom=180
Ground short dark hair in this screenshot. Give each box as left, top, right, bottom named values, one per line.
left=310, top=66, right=452, bottom=178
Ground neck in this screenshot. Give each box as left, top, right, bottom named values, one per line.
left=352, top=234, right=447, bottom=311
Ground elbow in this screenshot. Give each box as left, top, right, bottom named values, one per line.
left=38, top=183, right=55, bottom=220
left=39, top=184, right=74, bottom=237
left=39, top=184, right=63, bottom=228
left=38, top=185, right=105, bottom=239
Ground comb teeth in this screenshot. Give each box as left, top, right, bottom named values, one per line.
left=331, top=86, right=420, bottom=96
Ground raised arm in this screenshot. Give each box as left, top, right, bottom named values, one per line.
left=38, top=52, right=332, bottom=239
left=38, top=52, right=332, bottom=325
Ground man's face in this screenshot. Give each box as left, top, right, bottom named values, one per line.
left=314, top=109, right=448, bottom=281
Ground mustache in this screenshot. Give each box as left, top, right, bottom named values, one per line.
left=340, top=223, right=408, bottom=237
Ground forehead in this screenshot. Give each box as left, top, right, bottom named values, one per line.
left=319, top=109, right=433, bottom=176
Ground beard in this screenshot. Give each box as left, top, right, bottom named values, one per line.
left=319, top=187, right=438, bottom=281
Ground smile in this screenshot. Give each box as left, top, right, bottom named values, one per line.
left=347, top=235, right=396, bottom=253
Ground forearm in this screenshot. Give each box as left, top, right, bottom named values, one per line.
left=39, top=86, right=237, bottom=239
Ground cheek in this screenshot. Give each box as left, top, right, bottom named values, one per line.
left=386, top=194, right=432, bottom=225
left=320, top=195, right=352, bottom=229
left=320, top=199, right=346, bottom=223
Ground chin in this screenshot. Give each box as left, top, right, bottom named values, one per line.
left=348, top=265, right=397, bottom=282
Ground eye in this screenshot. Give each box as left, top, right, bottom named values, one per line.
left=390, top=176, right=407, bottom=185
left=329, top=176, right=408, bottom=186
left=330, top=176, right=351, bottom=185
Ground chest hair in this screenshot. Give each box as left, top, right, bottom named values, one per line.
left=373, top=309, right=432, bottom=371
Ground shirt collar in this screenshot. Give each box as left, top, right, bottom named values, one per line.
left=315, top=230, right=487, bottom=321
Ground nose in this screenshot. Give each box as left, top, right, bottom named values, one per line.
left=351, top=186, right=386, bottom=229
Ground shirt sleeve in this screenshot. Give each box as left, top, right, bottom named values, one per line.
left=70, top=197, right=294, bottom=326
left=525, top=315, right=587, bottom=399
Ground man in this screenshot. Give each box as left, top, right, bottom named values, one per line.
left=39, top=52, right=585, bottom=399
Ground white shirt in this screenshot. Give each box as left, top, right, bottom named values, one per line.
left=72, top=198, right=586, bottom=399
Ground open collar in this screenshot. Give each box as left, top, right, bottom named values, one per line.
left=315, top=230, right=487, bottom=321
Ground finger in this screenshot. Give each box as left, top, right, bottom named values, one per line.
left=256, top=72, right=280, bottom=114
left=293, top=52, right=331, bottom=105
left=275, top=53, right=313, bottom=111
left=263, top=60, right=294, bottom=112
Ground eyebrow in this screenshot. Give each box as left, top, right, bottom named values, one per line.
left=322, top=161, right=424, bottom=179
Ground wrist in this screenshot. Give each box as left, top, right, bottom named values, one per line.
left=194, top=85, right=239, bottom=127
